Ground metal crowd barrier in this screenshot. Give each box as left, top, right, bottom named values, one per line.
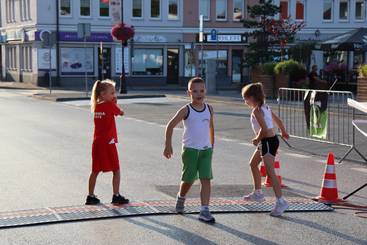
left=277, top=88, right=359, bottom=163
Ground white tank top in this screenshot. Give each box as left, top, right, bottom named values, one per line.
left=251, top=105, right=274, bottom=134
left=182, top=103, right=212, bottom=150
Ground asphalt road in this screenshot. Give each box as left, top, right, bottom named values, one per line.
left=0, top=89, right=366, bottom=245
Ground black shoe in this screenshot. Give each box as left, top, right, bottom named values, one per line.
left=85, top=195, right=100, bottom=205
left=111, top=194, right=129, bottom=205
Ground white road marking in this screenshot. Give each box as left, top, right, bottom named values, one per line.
left=62, top=97, right=186, bottom=106
left=284, top=152, right=311, bottom=159
left=239, top=142, right=252, bottom=146
left=351, top=167, right=367, bottom=174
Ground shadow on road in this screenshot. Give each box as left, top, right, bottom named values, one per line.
left=279, top=216, right=366, bottom=245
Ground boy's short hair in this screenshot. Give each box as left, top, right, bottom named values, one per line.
left=188, top=77, right=205, bottom=90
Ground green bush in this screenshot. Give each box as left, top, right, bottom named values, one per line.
left=359, top=64, right=367, bottom=77
left=261, top=62, right=277, bottom=76
left=274, top=59, right=307, bottom=82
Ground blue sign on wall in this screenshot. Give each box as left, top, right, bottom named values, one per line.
left=210, top=29, right=217, bottom=41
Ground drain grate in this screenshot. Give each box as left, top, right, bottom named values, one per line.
left=0, top=197, right=332, bottom=229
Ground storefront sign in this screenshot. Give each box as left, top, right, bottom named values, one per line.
left=205, top=34, right=247, bottom=43
left=60, top=48, right=94, bottom=75
left=0, top=34, right=6, bottom=43
left=111, top=0, right=121, bottom=25
left=38, top=49, right=57, bottom=70
left=6, top=29, right=25, bottom=41
left=35, top=31, right=113, bottom=42
left=134, top=35, right=167, bottom=43
left=115, top=47, right=129, bottom=74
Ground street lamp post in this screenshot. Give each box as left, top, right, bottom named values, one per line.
left=120, top=0, right=127, bottom=94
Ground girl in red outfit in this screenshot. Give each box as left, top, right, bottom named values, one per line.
left=86, top=79, right=129, bottom=205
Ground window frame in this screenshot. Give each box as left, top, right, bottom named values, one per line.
left=279, top=0, right=289, bottom=20
left=199, top=0, right=211, bottom=21
left=232, top=0, right=244, bottom=22
left=323, top=0, right=333, bottom=22
left=216, top=0, right=228, bottom=21
left=132, top=0, right=143, bottom=19
left=59, top=0, right=73, bottom=17
left=99, top=0, right=111, bottom=18
left=339, top=0, right=349, bottom=22
left=355, top=0, right=365, bottom=21
left=131, top=48, right=164, bottom=77
left=168, top=0, right=179, bottom=20
left=295, top=0, right=305, bottom=21
left=80, top=0, right=91, bottom=17
left=150, top=0, right=161, bottom=20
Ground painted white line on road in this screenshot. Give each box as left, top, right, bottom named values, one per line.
left=220, top=138, right=237, bottom=142
left=284, top=152, right=311, bottom=159
left=351, top=167, right=367, bottom=174
left=239, top=142, right=252, bottom=146
left=62, top=97, right=186, bottom=106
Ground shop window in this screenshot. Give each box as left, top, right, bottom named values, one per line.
left=168, top=0, right=179, bottom=20
left=199, top=0, right=210, bottom=20
left=233, top=0, right=243, bottom=21
left=339, top=0, right=349, bottom=20
left=216, top=0, right=227, bottom=20
left=295, top=0, right=304, bottom=20
left=132, top=49, right=163, bottom=76
left=6, top=0, right=16, bottom=22
left=80, top=0, right=91, bottom=16
left=280, top=0, right=288, bottom=19
left=21, top=46, right=32, bottom=71
left=184, top=49, right=196, bottom=77
left=198, top=50, right=228, bottom=78
left=99, top=0, right=110, bottom=17
left=132, top=0, right=143, bottom=18
left=6, top=46, right=17, bottom=70
left=355, top=0, right=365, bottom=20
left=151, top=0, right=161, bottom=18
left=323, top=0, right=333, bottom=21
left=60, top=0, right=72, bottom=16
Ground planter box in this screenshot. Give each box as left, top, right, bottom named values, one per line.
left=357, top=77, right=367, bottom=102
left=251, top=69, right=275, bottom=98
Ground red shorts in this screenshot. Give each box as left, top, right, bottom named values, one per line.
left=92, top=140, right=120, bottom=172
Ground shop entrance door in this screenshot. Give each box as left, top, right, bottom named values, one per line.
left=98, top=47, right=111, bottom=80
left=167, top=49, right=179, bottom=84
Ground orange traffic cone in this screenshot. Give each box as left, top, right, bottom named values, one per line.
left=260, top=162, right=267, bottom=177
left=263, top=154, right=287, bottom=188
left=314, top=152, right=344, bottom=204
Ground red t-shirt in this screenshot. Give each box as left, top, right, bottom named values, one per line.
left=93, top=102, right=122, bottom=143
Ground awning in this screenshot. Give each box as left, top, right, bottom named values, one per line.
left=320, top=28, right=367, bottom=51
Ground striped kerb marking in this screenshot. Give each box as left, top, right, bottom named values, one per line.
left=0, top=197, right=333, bottom=229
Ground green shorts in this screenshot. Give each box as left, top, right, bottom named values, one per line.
left=181, top=147, right=213, bottom=183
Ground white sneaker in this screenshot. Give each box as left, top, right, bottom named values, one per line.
left=243, top=192, right=266, bottom=202
left=270, top=199, right=289, bottom=217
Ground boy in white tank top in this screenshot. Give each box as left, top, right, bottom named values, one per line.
left=164, top=77, right=215, bottom=223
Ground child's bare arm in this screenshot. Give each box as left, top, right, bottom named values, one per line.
left=163, top=106, right=188, bottom=159
left=271, top=111, right=289, bottom=139
left=209, top=105, right=215, bottom=147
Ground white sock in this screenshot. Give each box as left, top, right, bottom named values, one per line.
left=201, top=205, right=209, bottom=212
left=254, top=189, right=263, bottom=195
left=277, top=197, right=285, bottom=203
left=177, top=193, right=185, bottom=199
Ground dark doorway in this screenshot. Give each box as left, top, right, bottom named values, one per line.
left=98, top=47, right=111, bottom=80
left=167, top=48, right=179, bottom=84
left=232, top=50, right=243, bottom=84
left=0, top=46, right=3, bottom=81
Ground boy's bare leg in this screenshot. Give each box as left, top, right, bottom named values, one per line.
left=179, top=181, right=193, bottom=197
left=112, top=170, right=121, bottom=195
left=88, top=172, right=99, bottom=196
left=200, top=179, right=211, bottom=206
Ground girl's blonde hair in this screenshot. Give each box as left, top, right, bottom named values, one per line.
left=241, top=83, right=265, bottom=107
left=90, top=79, right=116, bottom=112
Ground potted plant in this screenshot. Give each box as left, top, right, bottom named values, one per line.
left=358, top=64, right=367, bottom=101
left=274, top=59, right=308, bottom=90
